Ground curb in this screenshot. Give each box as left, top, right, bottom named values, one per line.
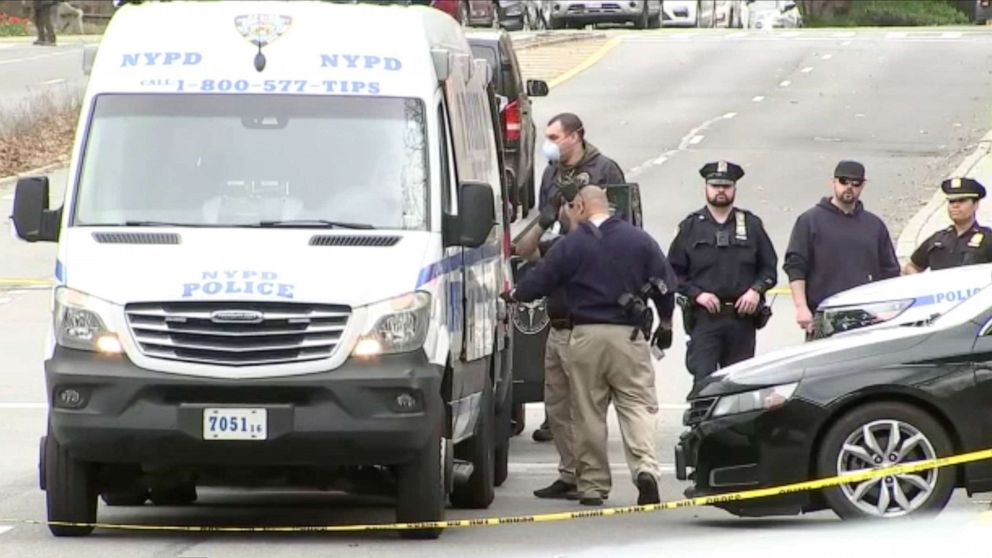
left=513, top=31, right=606, bottom=50
left=0, top=160, right=70, bottom=189
left=896, top=129, right=992, bottom=260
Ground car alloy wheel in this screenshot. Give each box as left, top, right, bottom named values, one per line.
left=836, top=419, right=938, bottom=517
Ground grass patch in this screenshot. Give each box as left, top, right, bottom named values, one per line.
left=806, top=0, right=970, bottom=27
left=0, top=91, right=81, bottom=178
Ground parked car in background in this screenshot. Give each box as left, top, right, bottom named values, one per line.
left=546, top=0, right=662, bottom=29
left=495, top=0, right=527, bottom=30
left=744, top=0, right=802, bottom=29
left=697, top=0, right=743, bottom=28
left=468, top=30, right=549, bottom=219
left=662, top=0, right=699, bottom=26
left=430, top=0, right=496, bottom=26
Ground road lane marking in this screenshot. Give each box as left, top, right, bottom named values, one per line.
left=0, top=403, right=47, bottom=410
left=0, top=278, right=53, bottom=286
left=0, top=297, right=11, bottom=305
left=821, top=53, right=833, bottom=60
left=689, top=135, right=704, bottom=145
left=41, top=78, right=65, bottom=85
left=782, top=31, right=800, bottom=38
left=832, top=31, right=855, bottom=38
left=752, top=95, right=765, bottom=102
left=841, top=40, right=852, bottom=46
left=942, top=31, right=963, bottom=39
left=886, top=32, right=907, bottom=39
left=0, top=51, right=73, bottom=65
left=779, top=80, right=791, bottom=87
left=548, top=37, right=621, bottom=89
left=627, top=112, right=737, bottom=179
left=800, top=66, right=813, bottom=73
left=0, top=526, right=12, bottom=535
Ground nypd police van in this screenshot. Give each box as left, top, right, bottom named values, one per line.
left=811, top=263, right=992, bottom=339
left=11, top=0, right=522, bottom=539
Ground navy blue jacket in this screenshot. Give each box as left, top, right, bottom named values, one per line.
left=514, top=217, right=676, bottom=326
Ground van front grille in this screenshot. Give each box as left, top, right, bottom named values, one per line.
left=125, top=301, right=351, bottom=366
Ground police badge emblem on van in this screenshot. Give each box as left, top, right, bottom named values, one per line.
left=235, top=14, right=292, bottom=47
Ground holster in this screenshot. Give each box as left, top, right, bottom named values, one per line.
left=755, top=304, right=773, bottom=330
left=677, top=296, right=696, bottom=335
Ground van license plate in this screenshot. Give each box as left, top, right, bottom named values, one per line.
left=203, top=408, right=267, bottom=440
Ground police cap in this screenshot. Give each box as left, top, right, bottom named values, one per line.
left=941, top=177, right=986, bottom=201
left=699, top=160, right=744, bottom=186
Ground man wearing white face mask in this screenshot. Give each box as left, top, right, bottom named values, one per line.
left=538, top=113, right=625, bottom=214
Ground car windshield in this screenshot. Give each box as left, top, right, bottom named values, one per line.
left=73, top=94, right=428, bottom=230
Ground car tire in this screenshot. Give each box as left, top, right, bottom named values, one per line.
left=101, top=488, right=149, bottom=506
left=44, top=432, right=97, bottom=537
left=396, top=412, right=446, bottom=540
left=495, top=429, right=510, bottom=487
left=449, top=382, right=496, bottom=509
left=816, top=402, right=955, bottom=520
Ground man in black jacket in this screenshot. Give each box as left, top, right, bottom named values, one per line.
left=538, top=113, right=625, bottom=212
left=784, top=160, right=900, bottom=335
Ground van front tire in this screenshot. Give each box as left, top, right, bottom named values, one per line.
left=396, top=413, right=446, bottom=540
left=450, top=383, right=496, bottom=509
left=44, top=432, right=97, bottom=537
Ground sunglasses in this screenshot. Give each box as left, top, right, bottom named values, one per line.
left=837, top=177, right=865, bottom=187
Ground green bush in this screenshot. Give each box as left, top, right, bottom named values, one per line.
left=808, top=0, right=970, bottom=27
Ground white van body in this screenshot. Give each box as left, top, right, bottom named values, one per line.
left=15, top=0, right=516, bottom=538
left=812, top=263, right=992, bottom=339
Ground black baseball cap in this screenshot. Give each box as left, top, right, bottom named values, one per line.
left=834, top=160, right=866, bottom=180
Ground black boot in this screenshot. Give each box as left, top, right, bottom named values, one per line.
left=533, top=480, right=578, bottom=500
left=636, top=472, right=660, bottom=505
left=531, top=419, right=553, bottom=442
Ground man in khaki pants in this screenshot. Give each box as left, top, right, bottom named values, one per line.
left=507, top=185, right=675, bottom=506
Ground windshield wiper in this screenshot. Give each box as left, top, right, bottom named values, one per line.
left=257, top=219, right=375, bottom=229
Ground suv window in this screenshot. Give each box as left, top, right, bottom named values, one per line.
left=498, top=38, right=522, bottom=98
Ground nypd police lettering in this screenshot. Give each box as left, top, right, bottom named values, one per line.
left=182, top=270, right=295, bottom=299
left=121, top=52, right=203, bottom=67
left=320, top=53, right=402, bottom=71
left=933, top=287, right=981, bottom=305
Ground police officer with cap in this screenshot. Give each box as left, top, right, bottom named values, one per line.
left=505, top=184, right=676, bottom=507
left=668, top=161, right=778, bottom=387
left=904, top=177, right=992, bottom=274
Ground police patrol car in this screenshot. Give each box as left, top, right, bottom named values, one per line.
left=812, top=263, right=992, bottom=339
left=11, top=0, right=526, bottom=539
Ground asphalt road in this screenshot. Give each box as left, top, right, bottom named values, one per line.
left=0, top=40, right=90, bottom=120
left=2, top=27, right=992, bottom=557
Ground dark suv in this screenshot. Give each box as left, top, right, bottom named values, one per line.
left=468, top=30, right=548, bottom=221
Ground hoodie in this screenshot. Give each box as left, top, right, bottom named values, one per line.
left=538, top=142, right=626, bottom=211
left=784, top=197, right=900, bottom=310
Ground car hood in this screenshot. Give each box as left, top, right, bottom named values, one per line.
left=696, top=325, right=931, bottom=398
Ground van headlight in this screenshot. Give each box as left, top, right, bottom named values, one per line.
left=352, top=292, right=431, bottom=357
left=818, top=299, right=914, bottom=336
left=711, top=383, right=799, bottom=418
left=54, top=287, right=123, bottom=354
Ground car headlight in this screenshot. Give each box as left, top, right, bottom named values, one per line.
left=818, top=299, right=914, bottom=336
left=352, top=292, right=431, bottom=357
left=711, top=382, right=799, bottom=418
left=54, top=287, right=123, bottom=354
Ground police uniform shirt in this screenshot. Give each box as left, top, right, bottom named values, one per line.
left=668, top=207, right=778, bottom=301
left=910, top=223, right=992, bottom=271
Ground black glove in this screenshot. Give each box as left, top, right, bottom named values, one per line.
left=652, top=324, right=672, bottom=351
left=538, top=205, right=558, bottom=230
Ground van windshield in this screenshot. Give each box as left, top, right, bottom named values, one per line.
left=73, top=94, right=429, bottom=230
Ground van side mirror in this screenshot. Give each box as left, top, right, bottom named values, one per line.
left=526, top=79, right=549, bottom=97
left=11, top=176, right=61, bottom=242
left=443, top=181, right=496, bottom=248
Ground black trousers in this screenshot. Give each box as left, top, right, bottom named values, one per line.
left=685, top=312, right=757, bottom=384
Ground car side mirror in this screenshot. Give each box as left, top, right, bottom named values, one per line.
left=443, top=181, right=496, bottom=248
left=526, top=79, right=549, bottom=97
left=11, top=176, right=61, bottom=243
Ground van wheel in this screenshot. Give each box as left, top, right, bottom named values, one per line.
left=396, top=412, right=445, bottom=540
left=45, top=432, right=97, bottom=537
left=102, top=488, right=149, bottom=506
left=450, top=383, right=496, bottom=509
left=816, top=402, right=955, bottom=519
left=495, top=437, right=509, bottom=487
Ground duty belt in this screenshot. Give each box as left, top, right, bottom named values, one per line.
left=550, top=318, right=573, bottom=330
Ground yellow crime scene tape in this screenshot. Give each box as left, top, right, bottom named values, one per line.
left=2, top=447, right=990, bottom=533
